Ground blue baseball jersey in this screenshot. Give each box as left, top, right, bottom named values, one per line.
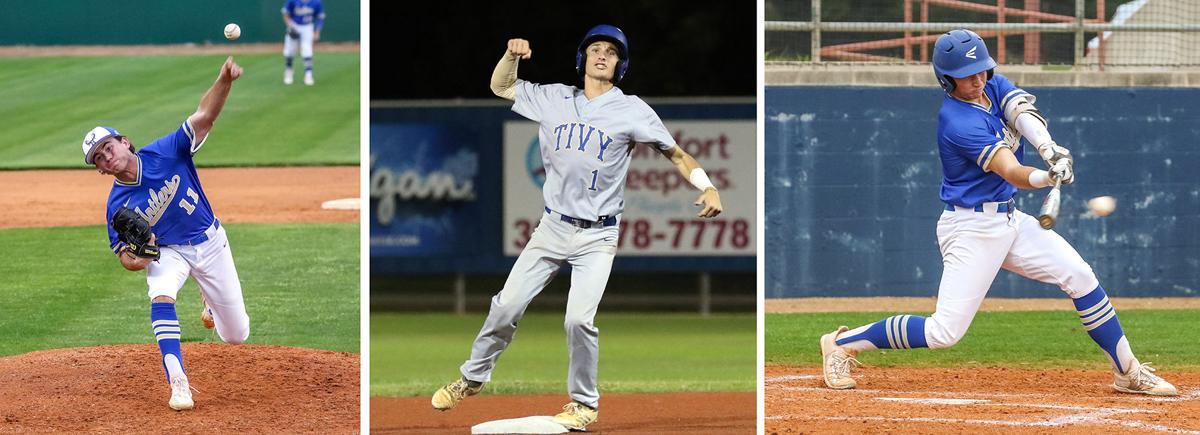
left=283, top=0, right=325, bottom=29
left=105, top=120, right=216, bottom=254
left=513, top=80, right=676, bottom=221
left=937, top=73, right=1031, bottom=207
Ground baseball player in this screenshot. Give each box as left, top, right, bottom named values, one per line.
left=83, top=57, right=252, bottom=410
left=282, top=0, right=324, bottom=86
left=430, top=25, right=725, bottom=430
left=819, top=29, right=1177, bottom=396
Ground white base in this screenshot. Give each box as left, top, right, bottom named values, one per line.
left=321, top=197, right=360, bottom=210
left=471, top=416, right=569, bottom=434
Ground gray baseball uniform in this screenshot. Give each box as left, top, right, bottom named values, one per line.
left=460, top=79, right=676, bottom=408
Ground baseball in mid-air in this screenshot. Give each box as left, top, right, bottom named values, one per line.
left=224, top=23, right=241, bottom=41
left=1088, top=195, right=1116, bottom=217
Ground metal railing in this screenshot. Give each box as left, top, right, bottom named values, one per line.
left=767, top=0, right=1200, bottom=68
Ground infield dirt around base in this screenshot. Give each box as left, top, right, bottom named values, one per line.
left=372, top=392, right=755, bottom=434
left=766, top=365, right=1200, bottom=434
left=0, top=344, right=359, bottom=433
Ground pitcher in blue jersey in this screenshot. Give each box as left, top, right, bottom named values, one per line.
left=818, top=30, right=1176, bottom=396
left=83, top=57, right=251, bottom=410
left=430, top=25, right=726, bottom=431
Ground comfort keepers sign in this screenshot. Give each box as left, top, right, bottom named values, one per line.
left=502, top=120, right=756, bottom=256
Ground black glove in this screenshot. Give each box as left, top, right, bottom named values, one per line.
left=287, top=27, right=301, bottom=39
left=111, top=207, right=160, bottom=260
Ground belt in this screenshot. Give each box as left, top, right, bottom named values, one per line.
left=944, top=200, right=1014, bottom=214
left=545, top=207, right=617, bottom=228
left=177, top=219, right=221, bottom=246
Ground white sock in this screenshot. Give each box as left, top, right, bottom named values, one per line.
left=164, top=354, right=185, bottom=381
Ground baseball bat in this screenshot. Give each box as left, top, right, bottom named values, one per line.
left=1038, top=178, right=1063, bottom=230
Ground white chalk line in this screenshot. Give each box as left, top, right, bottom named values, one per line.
left=769, top=415, right=1200, bottom=434
left=771, top=383, right=1196, bottom=403
left=765, top=375, right=821, bottom=383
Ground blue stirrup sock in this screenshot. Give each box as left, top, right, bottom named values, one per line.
left=285, top=56, right=294, bottom=69
left=836, top=315, right=929, bottom=353
left=151, top=302, right=186, bottom=382
left=303, top=57, right=313, bottom=73
left=1073, top=285, right=1135, bottom=373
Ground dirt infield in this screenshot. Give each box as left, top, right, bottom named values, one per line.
left=0, top=167, right=358, bottom=229
left=767, top=365, right=1200, bottom=434
left=768, top=297, right=1200, bottom=313
left=372, top=392, right=756, bottom=434
left=0, top=344, right=359, bottom=433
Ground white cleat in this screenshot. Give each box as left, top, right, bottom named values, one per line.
left=284, top=69, right=294, bottom=85
left=169, top=375, right=194, bottom=410
left=303, top=72, right=314, bottom=86
left=820, top=326, right=861, bottom=389
left=1114, top=361, right=1178, bottom=396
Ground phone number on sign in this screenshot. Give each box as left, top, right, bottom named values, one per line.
left=512, top=218, right=751, bottom=251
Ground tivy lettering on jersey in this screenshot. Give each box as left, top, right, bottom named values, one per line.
left=552, top=122, right=615, bottom=160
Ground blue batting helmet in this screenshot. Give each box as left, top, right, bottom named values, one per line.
left=932, top=29, right=997, bottom=93
left=576, top=24, right=629, bottom=83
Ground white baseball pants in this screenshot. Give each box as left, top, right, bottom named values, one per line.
left=147, top=222, right=250, bottom=345
left=460, top=212, right=618, bottom=409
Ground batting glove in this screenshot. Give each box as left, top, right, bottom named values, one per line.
left=1050, top=159, right=1074, bottom=185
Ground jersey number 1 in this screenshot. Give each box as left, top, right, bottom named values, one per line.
left=178, top=188, right=200, bottom=215
left=588, top=170, right=599, bottom=191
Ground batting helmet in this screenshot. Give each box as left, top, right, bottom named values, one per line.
left=576, top=24, right=629, bottom=83
left=932, top=29, right=997, bottom=93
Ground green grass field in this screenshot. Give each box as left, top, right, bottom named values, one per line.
left=0, top=223, right=360, bottom=356
left=371, top=312, right=756, bottom=396
left=0, top=52, right=359, bottom=169
left=768, top=311, right=1200, bottom=371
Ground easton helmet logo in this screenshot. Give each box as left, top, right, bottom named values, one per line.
left=966, top=46, right=978, bottom=59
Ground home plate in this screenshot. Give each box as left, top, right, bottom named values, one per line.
left=321, top=197, right=360, bottom=210
left=471, top=416, right=569, bottom=434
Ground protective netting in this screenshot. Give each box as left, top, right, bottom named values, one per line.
left=766, top=0, right=1200, bottom=66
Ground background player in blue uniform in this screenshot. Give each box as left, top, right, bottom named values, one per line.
left=282, top=0, right=324, bottom=86
left=817, top=30, right=1177, bottom=397
left=82, top=57, right=249, bottom=410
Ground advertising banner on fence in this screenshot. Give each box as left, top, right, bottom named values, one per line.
left=370, top=123, right=482, bottom=256
left=503, top=120, right=756, bottom=256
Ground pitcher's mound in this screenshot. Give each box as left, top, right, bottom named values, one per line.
left=0, top=343, right=359, bottom=433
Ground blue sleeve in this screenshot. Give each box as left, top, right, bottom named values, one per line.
left=105, top=201, right=122, bottom=254
left=282, top=0, right=292, bottom=17
left=315, top=1, right=325, bottom=30
left=942, top=120, right=1007, bottom=172
left=993, top=74, right=1031, bottom=113
left=144, top=119, right=204, bottom=160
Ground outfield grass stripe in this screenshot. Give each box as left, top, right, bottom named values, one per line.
left=371, top=312, right=756, bottom=396
left=0, top=53, right=359, bottom=169
left=768, top=311, right=1200, bottom=371
left=0, top=223, right=359, bottom=355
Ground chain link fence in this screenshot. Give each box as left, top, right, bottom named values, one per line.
left=766, top=0, right=1200, bottom=68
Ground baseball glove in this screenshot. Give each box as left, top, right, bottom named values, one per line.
left=287, top=27, right=301, bottom=39
left=111, top=207, right=160, bottom=260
